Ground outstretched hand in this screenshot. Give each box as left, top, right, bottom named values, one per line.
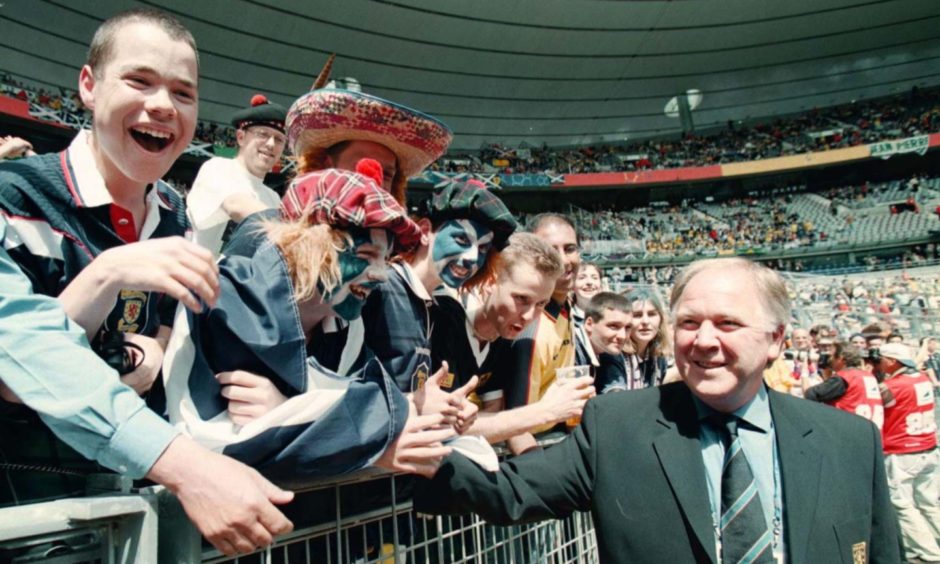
left=148, top=436, right=294, bottom=556
left=374, top=411, right=456, bottom=478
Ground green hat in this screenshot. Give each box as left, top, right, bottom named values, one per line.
left=426, top=180, right=518, bottom=249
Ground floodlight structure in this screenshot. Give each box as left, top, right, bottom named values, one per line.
left=664, top=89, right=703, bottom=134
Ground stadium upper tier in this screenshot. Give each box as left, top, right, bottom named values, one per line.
left=2, top=72, right=938, bottom=182
left=554, top=175, right=940, bottom=260
left=433, top=87, right=940, bottom=175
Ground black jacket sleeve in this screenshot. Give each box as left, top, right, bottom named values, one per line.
left=415, top=395, right=598, bottom=524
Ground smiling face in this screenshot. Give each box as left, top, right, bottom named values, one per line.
left=631, top=299, right=662, bottom=348
left=792, top=329, right=811, bottom=350
left=575, top=264, right=601, bottom=304
left=586, top=308, right=631, bottom=355
left=431, top=219, right=495, bottom=289
left=79, top=21, right=197, bottom=191
left=326, top=228, right=390, bottom=320
left=483, top=261, right=555, bottom=340
left=237, top=125, right=286, bottom=178
left=533, top=221, right=580, bottom=302
left=673, top=266, right=784, bottom=413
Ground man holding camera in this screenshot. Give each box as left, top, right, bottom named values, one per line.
left=803, top=342, right=885, bottom=429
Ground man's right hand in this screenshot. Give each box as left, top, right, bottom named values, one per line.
left=147, top=436, right=294, bottom=556
left=60, top=237, right=221, bottom=337
left=539, top=375, right=595, bottom=424
left=95, top=237, right=220, bottom=313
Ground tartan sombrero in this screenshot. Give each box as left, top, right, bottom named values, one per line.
left=286, top=88, right=453, bottom=180
left=281, top=158, right=422, bottom=251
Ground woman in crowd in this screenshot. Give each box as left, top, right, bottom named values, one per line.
left=571, top=262, right=602, bottom=327
left=164, top=162, right=465, bottom=480
left=622, top=288, right=674, bottom=389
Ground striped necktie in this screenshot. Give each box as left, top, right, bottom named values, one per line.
left=712, top=414, right=773, bottom=564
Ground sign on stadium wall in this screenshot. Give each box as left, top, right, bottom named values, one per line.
left=412, top=171, right=566, bottom=189
left=870, top=135, right=931, bottom=159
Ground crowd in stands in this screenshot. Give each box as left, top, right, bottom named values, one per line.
left=1, top=71, right=239, bottom=149
left=558, top=174, right=940, bottom=261
left=602, top=263, right=940, bottom=346
left=0, top=73, right=86, bottom=120
left=432, top=86, right=940, bottom=175
left=8, top=70, right=939, bottom=174
left=2, top=10, right=938, bottom=561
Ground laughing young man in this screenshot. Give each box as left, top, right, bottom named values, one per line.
left=0, top=8, right=293, bottom=554
left=0, top=8, right=216, bottom=399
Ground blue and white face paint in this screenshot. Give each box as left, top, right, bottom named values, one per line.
left=431, top=219, right=495, bottom=289
left=327, top=228, right=391, bottom=320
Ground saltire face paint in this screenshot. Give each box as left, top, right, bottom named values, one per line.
left=431, top=219, right=494, bottom=289
left=327, top=228, right=391, bottom=320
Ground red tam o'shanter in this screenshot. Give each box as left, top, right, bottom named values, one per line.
left=355, top=158, right=384, bottom=186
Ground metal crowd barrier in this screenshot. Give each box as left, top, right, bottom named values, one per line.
left=0, top=437, right=599, bottom=564
left=0, top=494, right=157, bottom=563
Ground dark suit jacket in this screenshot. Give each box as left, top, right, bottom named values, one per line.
left=416, top=383, right=900, bottom=563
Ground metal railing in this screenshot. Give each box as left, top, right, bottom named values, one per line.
left=0, top=494, right=158, bottom=563
left=0, top=439, right=598, bottom=564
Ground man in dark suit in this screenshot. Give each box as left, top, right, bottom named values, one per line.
left=416, top=257, right=900, bottom=563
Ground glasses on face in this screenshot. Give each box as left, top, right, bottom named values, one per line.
left=246, top=127, right=287, bottom=146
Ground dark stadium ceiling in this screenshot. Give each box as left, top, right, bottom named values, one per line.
left=2, top=0, right=940, bottom=151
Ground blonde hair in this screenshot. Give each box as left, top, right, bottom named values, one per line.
left=670, top=258, right=790, bottom=329
left=296, top=143, right=407, bottom=206
left=262, top=216, right=350, bottom=303
left=465, top=232, right=562, bottom=294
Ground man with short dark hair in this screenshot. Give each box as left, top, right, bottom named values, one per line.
left=417, top=257, right=900, bottom=563
left=576, top=291, right=631, bottom=394
left=188, top=94, right=287, bottom=256
left=0, top=9, right=293, bottom=555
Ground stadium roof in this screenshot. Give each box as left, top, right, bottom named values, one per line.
left=2, top=0, right=940, bottom=151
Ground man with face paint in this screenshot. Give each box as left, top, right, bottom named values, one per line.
left=164, top=164, right=458, bottom=480
left=355, top=180, right=518, bottom=394
left=223, top=62, right=452, bottom=376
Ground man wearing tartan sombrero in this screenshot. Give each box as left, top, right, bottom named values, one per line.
left=283, top=54, right=451, bottom=206
left=222, top=56, right=455, bottom=379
